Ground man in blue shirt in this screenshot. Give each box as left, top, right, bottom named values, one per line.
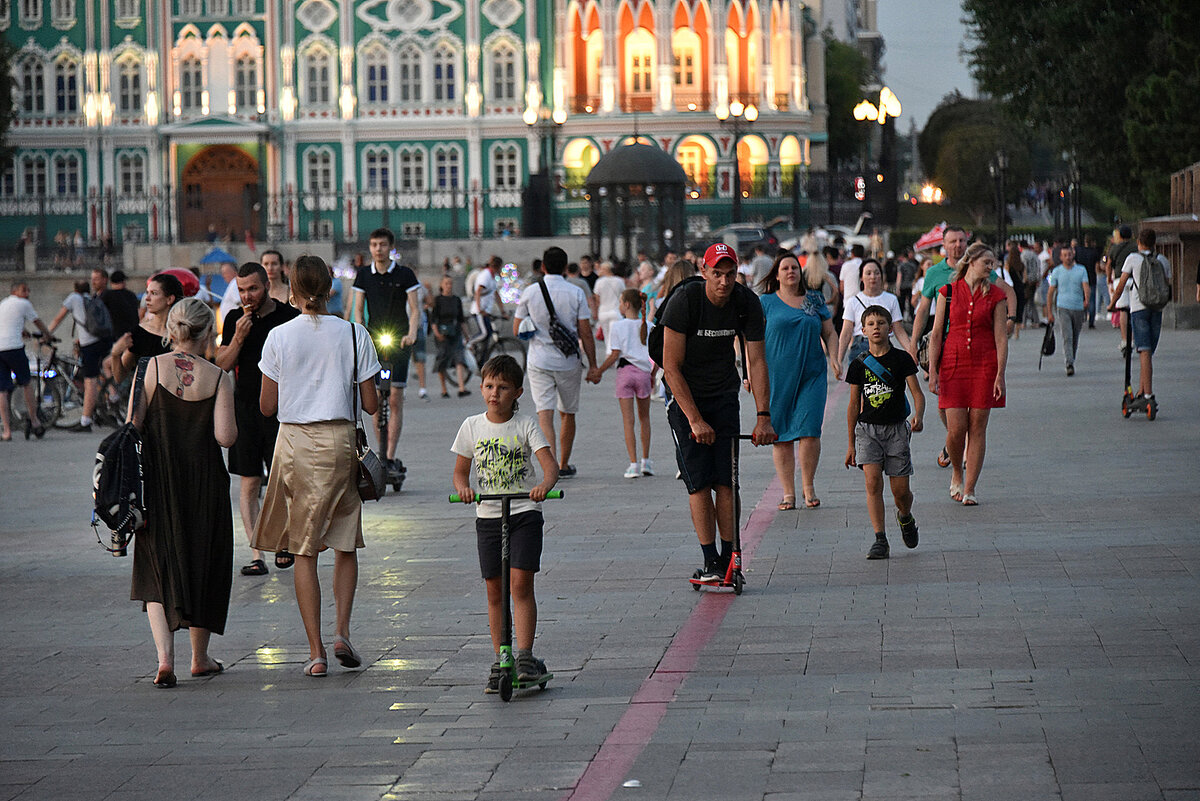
left=1047, top=245, right=1090, bottom=376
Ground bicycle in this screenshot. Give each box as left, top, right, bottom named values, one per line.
left=468, top=313, right=526, bottom=370
left=7, top=336, right=127, bottom=433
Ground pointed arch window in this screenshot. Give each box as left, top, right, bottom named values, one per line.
left=19, top=0, right=42, bottom=25
left=180, top=55, right=203, bottom=111
left=490, top=42, right=517, bottom=103
left=305, top=149, right=334, bottom=193
left=51, top=0, right=74, bottom=23
left=491, top=144, right=519, bottom=189
left=397, top=45, right=422, bottom=103
left=21, top=155, right=46, bottom=196
left=234, top=53, right=258, bottom=109
left=364, top=148, right=392, bottom=192
left=117, top=56, right=143, bottom=113
left=53, top=154, right=80, bottom=196
left=432, top=43, right=457, bottom=103
left=399, top=148, right=426, bottom=192
left=116, top=0, right=139, bottom=16
left=304, top=46, right=333, bottom=106
left=363, top=45, right=389, bottom=104
left=54, top=57, right=79, bottom=114
left=433, top=146, right=461, bottom=190
left=179, top=0, right=200, bottom=16
left=20, top=56, right=45, bottom=114
left=119, top=153, right=146, bottom=196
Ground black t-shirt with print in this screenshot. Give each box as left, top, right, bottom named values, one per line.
left=660, top=280, right=765, bottom=399
left=846, top=345, right=917, bottom=425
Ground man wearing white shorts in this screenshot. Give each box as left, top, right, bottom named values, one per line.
left=514, top=247, right=601, bottom=477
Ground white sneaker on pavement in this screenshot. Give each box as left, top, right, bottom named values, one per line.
left=623, top=463, right=641, bottom=479
left=640, top=458, right=655, bottom=476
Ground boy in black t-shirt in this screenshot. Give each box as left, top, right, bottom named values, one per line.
left=845, top=305, right=925, bottom=559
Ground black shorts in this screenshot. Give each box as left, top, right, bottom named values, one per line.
left=667, top=392, right=739, bottom=494
left=79, top=339, right=111, bottom=379
left=0, top=347, right=31, bottom=392
left=377, top=345, right=412, bottom=389
left=475, top=510, right=544, bottom=578
left=227, top=398, right=280, bottom=477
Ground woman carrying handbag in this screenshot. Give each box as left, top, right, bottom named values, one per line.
left=253, top=256, right=381, bottom=677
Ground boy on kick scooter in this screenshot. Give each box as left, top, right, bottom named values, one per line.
left=451, top=354, right=559, bottom=694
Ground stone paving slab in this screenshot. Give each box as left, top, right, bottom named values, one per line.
left=1, top=325, right=1198, bottom=800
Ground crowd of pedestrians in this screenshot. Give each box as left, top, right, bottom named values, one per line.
left=1, top=216, right=1184, bottom=692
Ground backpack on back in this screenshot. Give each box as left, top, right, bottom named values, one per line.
left=647, top=276, right=705, bottom=367
left=1135, top=254, right=1171, bottom=311
left=92, top=359, right=148, bottom=556
left=83, top=293, right=114, bottom=339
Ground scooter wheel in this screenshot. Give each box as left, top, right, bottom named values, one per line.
left=732, top=574, right=744, bottom=595
left=1147, top=401, right=1157, bottom=421
left=499, top=674, right=512, bottom=702
left=1121, top=397, right=1132, bottom=418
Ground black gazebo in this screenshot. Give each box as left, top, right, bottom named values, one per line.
left=586, top=143, right=687, bottom=265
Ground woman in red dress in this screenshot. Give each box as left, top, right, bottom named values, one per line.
left=927, top=242, right=1008, bottom=506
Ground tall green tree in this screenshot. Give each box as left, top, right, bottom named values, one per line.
left=824, top=36, right=870, bottom=170
left=962, top=0, right=1200, bottom=213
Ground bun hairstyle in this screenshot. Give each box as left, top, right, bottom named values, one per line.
left=956, top=242, right=994, bottom=281
left=166, top=297, right=215, bottom=346
left=290, top=254, right=333, bottom=313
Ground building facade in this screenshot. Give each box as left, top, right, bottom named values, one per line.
left=2, top=0, right=827, bottom=246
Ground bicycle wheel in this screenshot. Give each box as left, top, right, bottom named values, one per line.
left=54, top=375, right=84, bottom=428
left=9, top=375, right=63, bottom=429
left=489, top=336, right=527, bottom=370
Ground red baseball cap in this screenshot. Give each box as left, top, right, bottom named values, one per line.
left=703, top=242, right=737, bottom=269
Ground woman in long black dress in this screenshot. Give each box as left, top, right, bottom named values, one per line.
left=111, top=272, right=184, bottom=383
left=430, top=275, right=471, bottom=397
left=128, top=297, right=236, bottom=687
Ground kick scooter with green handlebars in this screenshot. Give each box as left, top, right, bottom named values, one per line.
left=449, top=489, right=563, bottom=701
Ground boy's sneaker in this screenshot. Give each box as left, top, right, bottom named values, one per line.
left=484, top=661, right=504, bottom=694
left=696, top=561, right=724, bottom=582
left=867, top=534, right=890, bottom=560
left=896, top=511, right=919, bottom=549
left=516, top=655, right=547, bottom=684
left=623, top=462, right=641, bottom=479
left=640, top=458, right=655, bottom=476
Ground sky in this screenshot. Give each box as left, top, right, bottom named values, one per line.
left=875, top=0, right=976, bottom=132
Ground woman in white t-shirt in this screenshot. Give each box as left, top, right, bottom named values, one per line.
left=253, top=256, right=381, bottom=678
left=596, top=289, right=654, bottom=478
left=837, top=259, right=911, bottom=364
left=593, top=261, right=626, bottom=347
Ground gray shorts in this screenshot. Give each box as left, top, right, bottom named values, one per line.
left=854, top=421, right=913, bottom=477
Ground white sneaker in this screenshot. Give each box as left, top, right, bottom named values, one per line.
left=640, top=458, right=655, bottom=476
left=418, top=388, right=429, bottom=400
left=623, top=463, right=641, bottom=479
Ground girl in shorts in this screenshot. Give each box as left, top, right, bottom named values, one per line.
left=598, top=289, right=654, bottom=478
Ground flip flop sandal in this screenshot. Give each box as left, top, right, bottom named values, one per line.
left=804, top=497, right=821, bottom=509
left=274, top=550, right=295, bottom=570
left=949, top=482, right=964, bottom=502
left=191, top=659, right=224, bottom=677
left=961, top=493, right=978, bottom=506
left=937, top=447, right=952, bottom=468
left=240, top=559, right=268, bottom=576
left=777, top=496, right=797, bottom=511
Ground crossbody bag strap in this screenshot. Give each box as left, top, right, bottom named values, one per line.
left=537, top=279, right=560, bottom=323
left=862, top=353, right=911, bottom=416
left=350, top=323, right=363, bottom=441
left=125, top=356, right=150, bottom=424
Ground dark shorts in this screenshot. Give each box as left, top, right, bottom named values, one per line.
left=475, top=509, right=544, bottom=578
left=667, top=392, right=739, bottom=494
left=79, top=339, right=111, bottom=379
left=1130, top=309, right=1162, bottom=354
left=377, top=345, right=412, bottom=389
left=0, top=347, right=31, bottom=392
left=228, top=398, right=280, bottom=477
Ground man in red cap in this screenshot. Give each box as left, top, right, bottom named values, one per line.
left=660, top=242, right=776, bottom=583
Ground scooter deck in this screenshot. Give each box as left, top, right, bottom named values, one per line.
left=689, top=567, right=746, bottom=594
left=512, top=671, right=554, bottom=690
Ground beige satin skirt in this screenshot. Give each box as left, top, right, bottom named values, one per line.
left=252, top=420, right=365, bottom=556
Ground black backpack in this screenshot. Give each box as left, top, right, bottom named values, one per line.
left=92, top=359, right=148, bottom=556
left=647, top=276, right=705, bottom=367
left=82, top=293, right=114, bottom=339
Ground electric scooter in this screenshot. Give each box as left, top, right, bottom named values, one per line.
left=689, top=434, right=754, bottom=596
left=449, top=489, right=562, bottom=701
left=1120, top=309, right=1158, bottom=420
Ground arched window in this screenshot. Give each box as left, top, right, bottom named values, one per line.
left=397, top=45, right=422, bottom=103
left=207, top=0, right=227, bottom=15
left=399, top=148, right=426, bottom=192
left=53, top=154, right=80, bottom=196
left=491, top=144, right=519, bottom=189
left=116, top=0, right=139, bottom=17
left=305, top=149, right=334, bottom=193
left=54, top=58, right=79, bottom=114
left=19, top=0, right=42, bottom=25
left=116, top=57, right=142, bottom=113
left=179, top=55, right=203, bottom=111
left=1, top=162, right=15, bottom=198
left=234, top=54, right=257, bottom=109
left=304, top=46, right=333, bottom=106
left=624, top=29, right=654, bottom=109
left=179, top=0, right=200, bottom=16
left=21, top=155, right=47, bottom=196
left=20, top=56, right=44, bottom=114
left=233, top=0, right=254, bottom=13
left=432, top=43, right=456, bottom=103
left=51, top=0, right=74, bottom=22
left=119, top=153, right=145, bottom=196
left=364, top=148, right=392, bottom=192
left=433, top=146, right=460, bottom=190
left=490, top=42, right=517, bottom=103
left=363, top=45, right=389, bottom=104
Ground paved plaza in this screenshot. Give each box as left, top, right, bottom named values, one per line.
left=1, top=323, right=1198, bottom=801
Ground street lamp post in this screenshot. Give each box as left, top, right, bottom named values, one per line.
left=853, top=86, right=901, bottom=226
left=989, top=150, right=1008, bottom=248
left=523, top=106, right=566, bottom=236
left=716, top=100, right=757, bottom=223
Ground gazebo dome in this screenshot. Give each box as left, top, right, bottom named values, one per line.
left=586, top=143, right=688, bottom=187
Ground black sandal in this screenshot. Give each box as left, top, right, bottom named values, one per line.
left=274, top=550, right=294, bottom=570
left=240, top=559, right=268, bottom=576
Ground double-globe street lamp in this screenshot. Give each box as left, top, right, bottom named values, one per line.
left=853, top=86, right=902, bottom=225
left=715, top=100, right=757, bottom=223
left=522, top=106, right=566, bottom=236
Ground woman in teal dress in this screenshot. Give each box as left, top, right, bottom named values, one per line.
left=759, top=252, right=841, bottom=509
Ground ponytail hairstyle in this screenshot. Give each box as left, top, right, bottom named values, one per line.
left=620, top=288, right=647, bottom=344
left=289, top=254, right=333, bottom=314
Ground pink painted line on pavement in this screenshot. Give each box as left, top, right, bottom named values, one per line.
left=564, top=382, right=850, bottom=801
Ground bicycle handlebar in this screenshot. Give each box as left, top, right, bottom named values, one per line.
left=449, top=490, right=564, bottom=503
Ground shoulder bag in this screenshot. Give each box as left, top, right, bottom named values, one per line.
left=537, top=280, right=581, bottom=359
left=351, top=323, right=386, bottom=501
